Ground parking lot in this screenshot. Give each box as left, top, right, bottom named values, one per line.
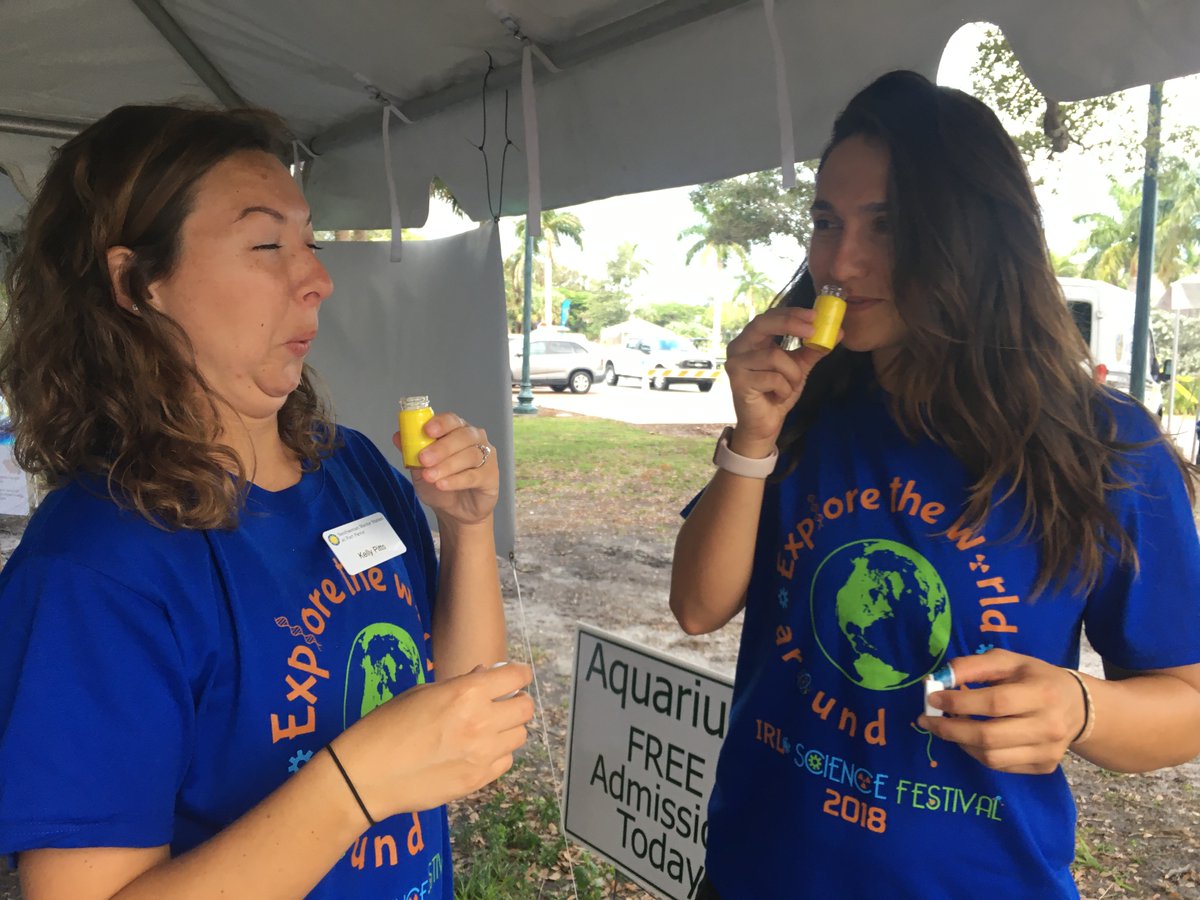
left=516, top=377, right=1200, bottom=462
left=514, top=375, right=735, bottom=426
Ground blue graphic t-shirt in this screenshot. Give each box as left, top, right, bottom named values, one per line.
left=704, top=386, right=1200, bottom=899
left=0, top=428, right=451, bottom=899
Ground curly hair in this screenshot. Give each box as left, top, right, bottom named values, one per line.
left=0, top=104, right=338, bottom=529
left=776, top=71, right=1195, bottom=599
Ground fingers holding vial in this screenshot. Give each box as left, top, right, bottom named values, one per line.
left=780, top=284, right=846, bottom=353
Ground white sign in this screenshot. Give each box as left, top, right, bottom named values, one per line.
left=564, top=625, right=733, bottom=900
left=0, top=443, right=29, bottom=517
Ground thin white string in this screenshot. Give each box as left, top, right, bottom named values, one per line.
left=520, top=44, right=542, bottom=239
left=507, top=551, right=580, bottom=900
left=381, top=105, right=404, bottom=261
left=762, top=0, right=796, bottom=188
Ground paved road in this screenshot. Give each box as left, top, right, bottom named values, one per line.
left=514, top=376, right=735, bottom=425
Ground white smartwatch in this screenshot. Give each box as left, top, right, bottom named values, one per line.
left=712, top=426, right=778, bottom=478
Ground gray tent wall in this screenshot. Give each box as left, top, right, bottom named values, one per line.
left=308, top=227, right=517, bottom=556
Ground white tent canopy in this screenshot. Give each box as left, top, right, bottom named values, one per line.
left=3, top=0, right=1200, bottom=232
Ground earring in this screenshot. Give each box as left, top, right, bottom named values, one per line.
left=131, top=303, right=139, bottom=312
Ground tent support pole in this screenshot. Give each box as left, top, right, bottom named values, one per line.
left=0, top=114, right=83, bottom=140
left=514, top=229, right=538, bottom=415
left=130, top=0, right=246, bottom=109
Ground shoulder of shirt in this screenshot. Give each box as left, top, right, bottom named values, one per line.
left=1093, top=387, right=1162, bottom=443
left=3, top=478, right=212, bottom=604
left=329, top=425, right=389, bottom=464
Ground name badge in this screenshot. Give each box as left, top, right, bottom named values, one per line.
left=322, top=512, right=407, bottom=576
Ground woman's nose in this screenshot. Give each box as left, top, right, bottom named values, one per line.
left=303, top=255, right=334, bottom=305
left=829, top=227, right=870, bottom=283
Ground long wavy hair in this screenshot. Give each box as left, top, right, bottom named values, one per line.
left=776, top=70, right=1195, bottom=598
left=1, top=104, right=338, bottom=529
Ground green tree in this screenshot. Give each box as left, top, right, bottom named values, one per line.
left=642, top=302, right=706, bottom=331
left=1150, top=310, right=1200, bottom=377
left=1074, top=157, right=1200, bottom=287
left=1049, top=250, right=1081, bottom=277
left=969, top=26, right=1121, bottom=166
left=679, top=221, right=748, bottom=352
left=732, top=266, right=775, bottom=317
left=515, top=211, right=584, bottom=328
left=685, top=166, right=816, bottom=250
left=580, top=242, right=649, bottom=338
left=681, top=165, right=816, bottom=351
left=1073, top=180, right=1142, bottom=285
left=968, top=25, right=1199, bottom=175
left=430, top=177, right=467, bottom=218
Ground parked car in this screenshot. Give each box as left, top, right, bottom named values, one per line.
left=509, top=333, right=603, bottom=393
left=602, top=334, right=719, bottom=391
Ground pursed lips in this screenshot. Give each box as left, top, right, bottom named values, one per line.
left=285, top=329, right=318, bottom=355
left=843, top=295, right=885, bottom=314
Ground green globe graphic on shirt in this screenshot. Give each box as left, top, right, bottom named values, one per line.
left=343, top=623, right=426, bottom=725
left=810, top=539, right=951, bottom=690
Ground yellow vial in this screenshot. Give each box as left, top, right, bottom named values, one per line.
left=398, top=396, right=435, bottom=467
left=804, top=284, right=847, bottom=352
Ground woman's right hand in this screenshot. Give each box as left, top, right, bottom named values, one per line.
left=723, top=307, right=839, bottom=454
left=334, top=662, right=534, bottom=818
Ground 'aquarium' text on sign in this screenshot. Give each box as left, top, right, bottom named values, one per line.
left=563, top=625, right=733, bottom=900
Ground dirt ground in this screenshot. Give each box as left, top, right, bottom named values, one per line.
left=496, top=532, right=1200, bottom=900
left=2, top=422, right=1199, bottom=898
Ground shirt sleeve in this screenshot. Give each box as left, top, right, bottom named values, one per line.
left=0, top=556, right=193, bottom=854
left=1083, top=418, right=1200, bottom=671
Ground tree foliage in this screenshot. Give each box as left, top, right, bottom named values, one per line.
left=1074, top=156, right=1200, bottom=287
left=1150, top=310, right=1200, bottom=377
left=684, top=166, right=816, bottom=253
left=969, top=27, right=1122, bottom=167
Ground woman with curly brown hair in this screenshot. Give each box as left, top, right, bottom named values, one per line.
left=0, top=104, right=532, bottom=899
left=672, top=70, right=1200, bottom=898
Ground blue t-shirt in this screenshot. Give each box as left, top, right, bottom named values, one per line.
left=703, top=387, right=1200, bottom=899
left=0, top=427, right=452, bottom=899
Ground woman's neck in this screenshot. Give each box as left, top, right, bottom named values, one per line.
left=219, top=411, right=302, bottom=492
left=871, top=346, right=902, bottom=394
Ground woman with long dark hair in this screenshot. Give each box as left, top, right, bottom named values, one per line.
left=0, top=104, right=532, bottom=898
left=672, top=70, right=1200, bottom=897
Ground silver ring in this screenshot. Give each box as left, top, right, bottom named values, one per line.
left=474, top=443, right=492, bottom=469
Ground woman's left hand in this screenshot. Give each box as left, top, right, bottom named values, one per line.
left=917, top=648, right=1087, bottom=774
left=393, top=412, right=498, bottom=527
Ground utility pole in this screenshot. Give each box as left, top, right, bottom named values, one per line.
left=1130, top=82, right=1163, bottom=405
left=514, top=227, right=538, bottom=415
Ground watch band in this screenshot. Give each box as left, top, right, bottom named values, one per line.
left=712, top=426, right=778, bottom=478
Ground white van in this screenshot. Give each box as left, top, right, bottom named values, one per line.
left=1059, top=277, right=1166, bottom=416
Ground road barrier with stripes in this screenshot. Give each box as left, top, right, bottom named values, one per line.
left=645, top=367, right=722, bottom=380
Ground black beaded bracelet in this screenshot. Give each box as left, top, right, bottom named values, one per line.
left=325, top=743, right=377, bottom=827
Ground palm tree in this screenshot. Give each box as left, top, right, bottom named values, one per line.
left=1074, top=157, right=1200, bottom=287
left=1074, top=181, right=1141, bottom=285
left=732, top=265, right=775, bottom=318
left=1155, top=156, right=1200, bottom=286
left=515, top=211, right=584, bottom=327
left=679, top=223, right=749, bottom=351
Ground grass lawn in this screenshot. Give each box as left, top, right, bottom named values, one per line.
left=511, top=415, right=714, bottom=536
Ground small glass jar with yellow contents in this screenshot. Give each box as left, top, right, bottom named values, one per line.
left=803, top=284, right=846, bottom=352
left=397, top=396, right=435, bottom=467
